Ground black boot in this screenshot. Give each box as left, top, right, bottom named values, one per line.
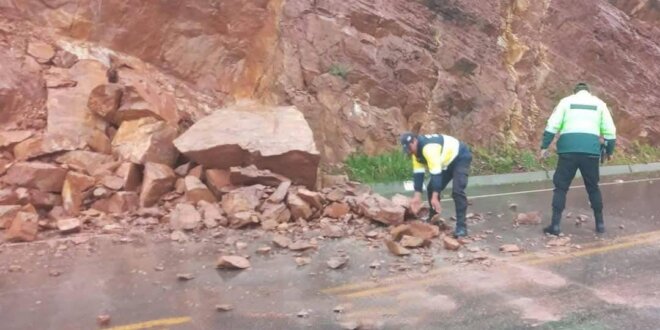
left=425, top=208, right=438, bottom=223
left=543, top=209, right=562, bottom=236
left=454, top=219, right=467, bottom=238
left=595, top=211, right=605, bottom=234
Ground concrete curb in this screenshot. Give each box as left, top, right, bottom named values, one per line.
left=370, top=162, right=660, bottom=193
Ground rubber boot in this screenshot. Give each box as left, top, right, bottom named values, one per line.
left=454, top=220, right=467, bottom=238
left=595, top=211, right=605, bottom=234
left=426, top=208, right=438, bottom=223
left=543, top=209, right=562, bottom=236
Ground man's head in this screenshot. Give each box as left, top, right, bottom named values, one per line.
left=574, top=82, right=590, bottom=94
left=400, top=132, right=418, bottom=155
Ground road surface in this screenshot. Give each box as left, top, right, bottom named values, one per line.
left=1, top=173, right=659, bottom=329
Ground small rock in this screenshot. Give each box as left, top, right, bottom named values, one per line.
left=170, top=230, right=188, bottom=242
left=466, top=246, right=481, bottom=253
left=327, top=256, right=349, bottom=269
left=385, top=240, right=410, bottom=256
left=515, top=212, right=542, bottom=225
left=176, top=273, right=195, bottom=281
left=509, top=203, right=518, bottom=211
left=369, top=261, right=381, bottom=269
left=257, top=246, right=271, bottom=254
left=295, top=257, right=311, bottom=267
left=547, top=237, right=571, bottom=247
left=619, top=224, right=625, bottom=230
left=261, top=219, right=279, bottom=231
left=272, top=235, right=292, bottom=248
left=297, top=309, right=310, bottom=318
left=49, top=270, right=61, bottom=277
left=499, top=244, right=521, bottom=253
left=443, top=236, right=461, bottom=251
left=154, top=265, right=165, bottom=271
left=321, top=223, right=345, bottom=238
left=57, top=218, right=81, bottom=234
left=400, top=235, right=425, bottom=248
left=235, top=241, right=248, bottom=250
left=9, top=265, right=23, bottom=272
left=215, top=304, right=233, bottom=312
left=288, top=241, right=316, bottom=251
left=216, top=256, right=251, bottom=269
left=97, top=314, right=111, bottom=326
left=169, top=203, right=201, bottom=231
left=365, top=230, right=379, bottom=239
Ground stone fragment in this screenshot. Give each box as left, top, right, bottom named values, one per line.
left=260, top=202, right=291, bottom=223
left=228, top=211, right=260, bottom=229
left=184, top=176, right=216, bottom=204
left=198, top=200, right=223, bottom=228
left=499, top=244, right=522, bottom=253
left=443, top=236, right=461, bottom=251
left=3, top=162, right=67, bottom=192
left=327, top=256, right=349, bottom=269
left=5, top=212, right=39, bottom=242
left=267, top=181, right=291, bottom=203
left=0, top=130, right=34, bottom=148
left=62, top=172, right=95, bottom=215
left=215, top=304, right=234, bottom=312
left=297, top=188, right=324, bottom=210
left=87, top=84, right=123, bottom=121
left=112, top=118, right=178, bottom=166
left=52, top=49, right=78, bottom=68
left=385, top=240, right=411, bottom=256
left=56, top=151, right=114, bottom=175
left=173, top=103, right=320, bottom=188
left=358, top=194, right=405, bottom=225
left=401, top=235, right=425, bottom=248
left=170, top=203, right=201, bottom=231
left=323, top=202, right=350, bottom=219
left=0, top=205, right=21, bottom=229
left=177, top=273, right=195, bottom=281
left=515, top=212, right=542, bottom=225
left=288, top=240, right=316, bottom=251
left=221, top=185, right=263, bottom=216
left=229, top=165, right=288, bottom=187
left=57, top=218, right=81, bottom=234
left=115, top=85, right=178, bottom=125
left=272, top=235, right=292, bottom=248
left=205, top=169, right=231, bottom=198
left=91, top=192, right=139, bottom=214
left=115, top=162, right=142, bottom=191
left=140, top=162, right=175, bottom=207
left=216, top=256, right=251, bottom=269
left=27, top=40, right=55, bottom=63
left=321, top=223, right=345, bottom=238
left=287, top=193, right=312, bottom=220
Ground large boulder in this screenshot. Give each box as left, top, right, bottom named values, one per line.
left=139, top=162, right=176, bottom=207
left=45, top=60, right=108, bottom=150
left=174, top=103, right=320, bottom=188
left=27, top=40, right=55, bottom=64
left=0, top=130, right=34, bottom=148
left=112, top=117, right=178, bottom=166
left=114, top=85, right=179, bottom=125
left=61, top=172, right=96, bottom=216
left=2, top=162, right=67, bottom=192
left=13, top=134, right=85, bottom=161
left=0, top=47, right=46, bottom=131
left=87, top=84, right=123, bottom=121
left=115, top=162, right=142, bottom=191
left=220, top=185, right=264, bottom=216
left=358, top=194, right=405, bottom=226
left=55, top=151, right=114, bottom=175
left=5, top=211, right=39, bottom=242
left=184, top=176, right=216, bottom=204
left=91, top=191, right=139, bottom=214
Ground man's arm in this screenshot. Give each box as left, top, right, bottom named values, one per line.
left=541, top=100, right=567, bottom=149
left=412, top=155, right=426, bottom=193
left=600, top=103, right=617, bottom=156
left=410, top=156, right=426, bottom=213
left=422, top=144, right=444, bottom=212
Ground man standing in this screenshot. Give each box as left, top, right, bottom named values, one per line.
left=540, top=82, right=616, bottom=235
left=400, top=132, right=473, bottom=237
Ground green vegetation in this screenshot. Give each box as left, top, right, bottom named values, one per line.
left=344, top=151, right=410, bottom=183
left=343, top=143, right=660, bottom=183
left=328, top=63, right=350, bottom=80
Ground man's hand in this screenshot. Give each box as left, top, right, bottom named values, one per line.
left=430, top=193, right=441, bottom=214
left=539, top=149, right=550, bottom=160
left=410, top=192, right=423, bottom=214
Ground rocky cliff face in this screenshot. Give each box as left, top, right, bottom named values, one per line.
left=1, top=0, right=659, bottom=164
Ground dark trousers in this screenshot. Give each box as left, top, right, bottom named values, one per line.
left=427, top=145, right=472, bottom=223
left=551, top=153, right=603, bottom=223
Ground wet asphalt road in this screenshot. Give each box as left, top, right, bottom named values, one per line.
left=1, top=173, right=659, bottom=330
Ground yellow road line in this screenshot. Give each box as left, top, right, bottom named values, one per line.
left=107, top=316, right=191, bottom=330
left=323, top=229, right=660, bottom=298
